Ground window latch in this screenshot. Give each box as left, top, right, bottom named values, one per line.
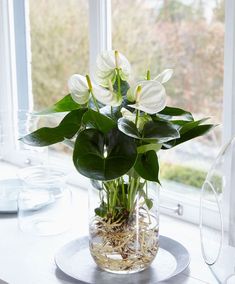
left=160, top=203, right=184, bottom=216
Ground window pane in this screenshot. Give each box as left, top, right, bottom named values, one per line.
left=29, top=0, right=89, bottom=110
left=112, top=0, right=224, bottom=199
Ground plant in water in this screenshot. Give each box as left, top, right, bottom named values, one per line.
left=21, top=50, right=214, bottom=273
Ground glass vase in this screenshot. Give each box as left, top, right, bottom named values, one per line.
left=88, top=176, right=159, bottom=274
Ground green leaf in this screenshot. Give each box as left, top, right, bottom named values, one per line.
left=137, top=143, right=162, bottom=153
left=163, top=124, right=215, bottom=149
left=145, top=198, right=153, bottom=210
left=170, top=120, right=190, bottom=129
left=134, top=150, right=160, bottom=182
left=139, top=189, right=153, bottom=209
left=20, top=109, right=87, bottom=147
left=118, top=118, right=141, bottom=139
left=158, top=106, right=194, bottom=121
left=113, top=79, right=130, bottom=97
left=91, top=179, right=103, bottom=190
left=179, top=118, right=210, bottom=135
left=95, top=202, right=107, bottom=217
left=143, top=121, right=180, bottom=143
left=35, top=94, right=81, bottom=115
left=82, top=109, right=116, bottom=134
left=73, top=128, right=137, bottom=180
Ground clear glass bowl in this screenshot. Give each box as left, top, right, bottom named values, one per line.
left=18, top=165, right=72, bottom=236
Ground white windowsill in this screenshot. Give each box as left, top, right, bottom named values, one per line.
left=0, top=160, right=224, bottom=283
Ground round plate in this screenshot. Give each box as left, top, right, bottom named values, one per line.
left=0, top=178, right=24, bottom=213
left=55, top=235, right=190, bottom=283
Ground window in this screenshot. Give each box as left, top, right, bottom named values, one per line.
left=112, top=0, right=224, bottom=199
left=0, top=0, right=234, bottom=226
left=29, top=0, right=89, bottom=110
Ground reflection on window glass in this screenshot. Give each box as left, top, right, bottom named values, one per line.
left=113, top=0, right=224, bottom=197
left=29, top=0, right=89, bottom=110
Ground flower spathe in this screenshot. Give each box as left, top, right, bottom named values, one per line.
left=154, top=69, right=173, bottom=84
left=68, top=74, right=122, bottom=107
left=95, top=50, right=131, bottom=87
left=68, top=74, right=90, bottom=104
left=127, top=80, right=167, bottom=114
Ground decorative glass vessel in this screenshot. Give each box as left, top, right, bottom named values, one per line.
left=88, top=176, right=159, bottom=274
left=18, top=166, right=72, bottom=235
left=200, top=137, right=235, bottom=282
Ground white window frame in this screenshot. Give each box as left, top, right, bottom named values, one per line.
left=0, top=0, right=234, bottom=227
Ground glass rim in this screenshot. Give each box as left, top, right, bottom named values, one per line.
left=18, top=165, right=69, bottom=186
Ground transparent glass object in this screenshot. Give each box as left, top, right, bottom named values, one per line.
left=200, top=137, right=235, bottom=282
left=89, top=178, right=159, bottom=274
left=0, top=110, right=48, bottom=165
left=18, top=166, right=72, bottom=236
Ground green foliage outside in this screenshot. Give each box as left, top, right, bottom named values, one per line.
left=161, top=162, right=207, bottom=188
left=161, top=162, right=222, bottom=192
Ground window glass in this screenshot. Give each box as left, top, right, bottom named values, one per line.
left=29, top=0, right=89, bottom=110
left=113, top=0, right=224, bottom=198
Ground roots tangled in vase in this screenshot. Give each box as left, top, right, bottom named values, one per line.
left=89, top=209, right=159, bottom=273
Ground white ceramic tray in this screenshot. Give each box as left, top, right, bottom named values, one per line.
left=55, top=235, right=190, bottom=283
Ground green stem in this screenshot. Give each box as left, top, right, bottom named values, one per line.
left=121, top=177, right=127, bottom=207
left=116, top=68, right=121, bottom=99
left=147, top=70, right=151, bottom=80
left=90, top=91, right=100, bottom=113
left=135, top=109, right=140, bottom=126
left=131, top=178, right=140, bottom=212
left=86, top=74, right=100, bottom=113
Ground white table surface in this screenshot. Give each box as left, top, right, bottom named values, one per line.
left=0, top=163, right=221, bottom=284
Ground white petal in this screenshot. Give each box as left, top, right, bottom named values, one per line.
left=118, top=52, right=131, bottom=79
left=97, top=50, right=116, bottom=72
left=121, top=107, right=136, bottom=123
left=154, top=69, right=173, bottom=84
left=93, top=85, right=122, bottom=107
left=95, top=50, right=131, bottom=87
left=126, top=88, right=136, bottom=102
left=71, top=90, right=90, bottom=104
left=68, top=74, right=90, bottom=104
left=68, top=74, right=88, bottom=92
left=95, top=69, right=116, bottom=87
left=128, top=80, right=166, bottom=114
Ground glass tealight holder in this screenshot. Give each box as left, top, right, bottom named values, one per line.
left=17, top=166, right=72, bottom=236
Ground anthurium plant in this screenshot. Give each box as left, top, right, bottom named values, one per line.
left=21, top=50, right=214, bottom=221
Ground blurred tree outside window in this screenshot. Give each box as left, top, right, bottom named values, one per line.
left=29, top=0, right=89, bottom=110
left=112, top=0, right=224, bottom=197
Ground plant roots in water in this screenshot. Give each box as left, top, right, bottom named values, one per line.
left=89, top=210, right=159, bottom=274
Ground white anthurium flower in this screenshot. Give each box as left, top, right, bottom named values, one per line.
left=121, top=107, right=151, bottom=131
left=68, top=74, right=90, bottom=104
left=128, top=80, right=167, bottom=114
left=93, top=84, right=122, bottom=107
left=95, top=50, right=131, bottom=87
left=154, top=69, right=173, bottom=84
left=68, top=74, right=122, bottom=107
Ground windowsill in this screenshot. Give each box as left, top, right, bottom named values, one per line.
left=0, top=160, right=223, bottom=283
